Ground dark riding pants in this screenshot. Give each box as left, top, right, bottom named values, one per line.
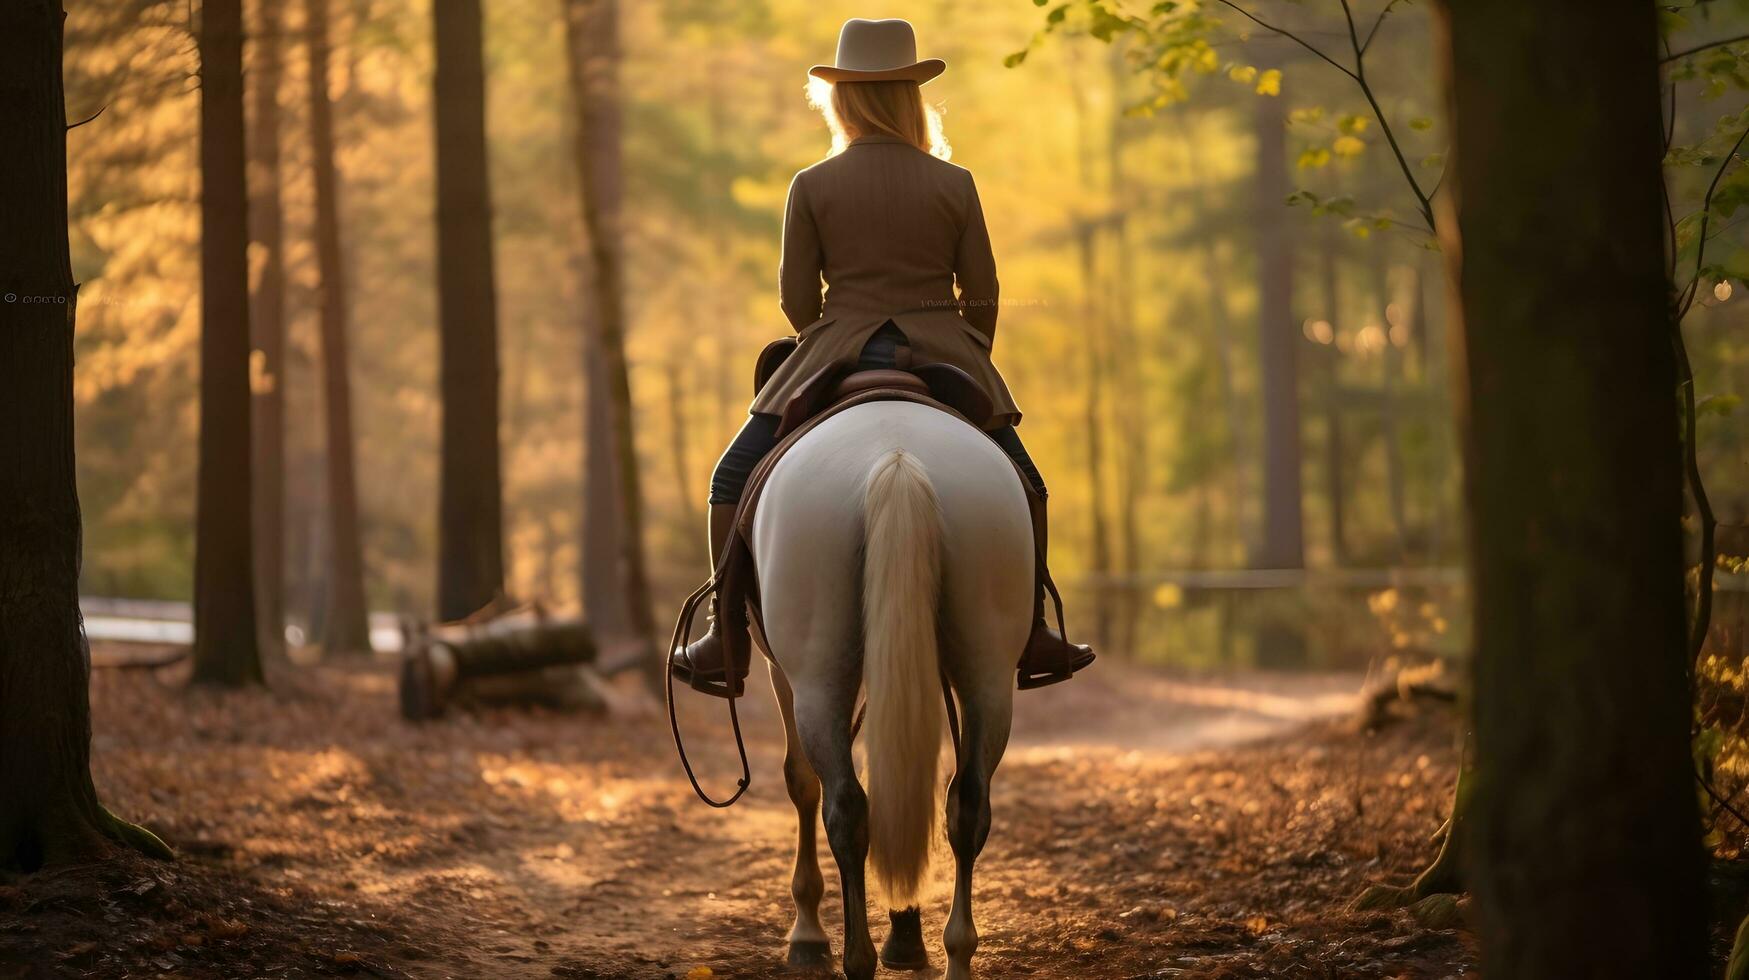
left=708, top=322, right=1047, bottom=505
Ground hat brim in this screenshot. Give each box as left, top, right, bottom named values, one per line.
left=808, top=59, right=946, bottom=84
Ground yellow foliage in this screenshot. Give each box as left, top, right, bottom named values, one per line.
left=1333, top=135, right=1366, bottom=158
left=1255, top=69, right=1282, bottom=96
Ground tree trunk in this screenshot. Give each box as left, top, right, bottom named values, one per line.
left=247, top=0, right=287, bottom=658
left=0, top=0, right=171, bottom=870
left=1439, top=4, right=1704, bottom=974
left=192, top=0, right=264, bottom=686
left=307, top=0, right=371, bottom=654
left=581, top=323, right=628, bottom=637
left=562, top=0, right=659, bottom=676
left=664, top=359, right=705, bottom=559
left=1372, top=239, right=1409, bottom=560
left=433, top=0, right=505, bottom=621
left=1177, top=110, right=1252, bottom=558
left=1251, top=83, right=1305, bottom=666
left=1318, top=224, right=1348, bottom=565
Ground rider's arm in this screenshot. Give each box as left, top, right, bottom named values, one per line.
left=779, top=172, right=824, bottom=332
left=954, top=173, right=1000, bottom=344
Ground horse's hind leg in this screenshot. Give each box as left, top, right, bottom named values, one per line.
left=796, top=695, right=878, bottom=980
left=943, top=682, right=1013, bottom=980
left=769, top=662, right=830, bottom=967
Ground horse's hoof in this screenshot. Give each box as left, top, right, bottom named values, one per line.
left=880, top=908, right=929, bottom=970
left=786, top=939, right=832, bottom=969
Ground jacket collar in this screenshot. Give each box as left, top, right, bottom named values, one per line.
left=848, top=133, right=913, bottom=147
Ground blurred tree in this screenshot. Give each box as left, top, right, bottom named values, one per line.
left=306, top=0, right=370, bottom=653
left=433, top=0, right=505, bottom=622
left=0, top=0, right=171, bottom=868
left=1249, top=69, right=1306, bottom=666
left=1439, top=3, right=1704, bottom=973
left=563, top=0, right=659, bottom=674
left=247, top=0, right=288, bottom=658
left=191, top=0, right=263, bottom=685
left=566, top=0, right=630, bottom=643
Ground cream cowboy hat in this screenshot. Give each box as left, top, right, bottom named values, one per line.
left=809, top=18, right=946, bottom=84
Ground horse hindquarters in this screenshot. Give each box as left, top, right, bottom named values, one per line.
left=860, top=448, right=946, bottom=910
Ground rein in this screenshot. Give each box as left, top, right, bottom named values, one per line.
left=666, top=578, right=752, bottom=808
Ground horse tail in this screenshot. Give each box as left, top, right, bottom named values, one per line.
left=861, top=448, right=946, bottom=908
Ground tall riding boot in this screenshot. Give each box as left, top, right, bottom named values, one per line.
left=669, top=503, right=750, bottom=698
left=1017, top=494, right=1096, bottom=690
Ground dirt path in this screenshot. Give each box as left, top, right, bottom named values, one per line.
left=30, top=651, right=1473, bottom=978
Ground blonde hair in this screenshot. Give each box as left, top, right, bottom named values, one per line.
left=806, top=77, right=951, bottom=160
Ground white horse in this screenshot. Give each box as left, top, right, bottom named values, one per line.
left=751, top=399, right=1034, bottom=980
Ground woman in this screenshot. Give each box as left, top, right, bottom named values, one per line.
left=671, top=17, right=1094, bottom=698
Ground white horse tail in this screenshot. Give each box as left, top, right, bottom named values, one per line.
left=860, top=448, right=946, bottom=909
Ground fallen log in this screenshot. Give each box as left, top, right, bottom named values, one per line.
left=398, top=603, right=601, bottom=721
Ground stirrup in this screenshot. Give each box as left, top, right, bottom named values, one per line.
left=1017, top=645, right=1097, bottom=690
left=670, top=643, right=747, bottom=699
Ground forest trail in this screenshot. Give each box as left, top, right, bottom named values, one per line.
left=70, top=650, right=1473, bottom=979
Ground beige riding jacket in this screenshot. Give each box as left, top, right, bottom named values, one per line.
left=746, top=134, right=1022, bottom=428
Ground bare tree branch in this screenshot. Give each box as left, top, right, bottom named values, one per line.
left=67, top=104, right=108, bottom=131
left=1663, top=32, right=1749, bottom=65
left=1211, top=0, right=1357, bottom=81
left=1338, top=0, right=1435, bottom=229
left=1360, top=0, right=1405, bottom=55
left=1676, top=123, right=1749, bottom=319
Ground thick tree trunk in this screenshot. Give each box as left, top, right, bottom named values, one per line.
left=307, top=0, right=371, bottom=654
left=562, top=0, right=659, bottom=675
left=0, top=0, right=171, bottom=870
left=1251, top=85, right=1305, bottom=666
left=1440, top=5, right=1704, bottom=974
left=192, top=0, right=264, bottom=686
left=433, top=0, right=505, bottom=621
left=247, top=0, right=287, bottom=658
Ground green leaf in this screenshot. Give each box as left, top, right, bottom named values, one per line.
left=1408, top=116, right=1434, bottom=131
left=1297, top=146, right=1331, bottom=169
left=1337, top=113, right=1369, bottom=135
left=1004, top=49, right=1029, bottom=68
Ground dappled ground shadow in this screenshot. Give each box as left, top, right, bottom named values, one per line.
left=2, top=649, right=1474, bottom=978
